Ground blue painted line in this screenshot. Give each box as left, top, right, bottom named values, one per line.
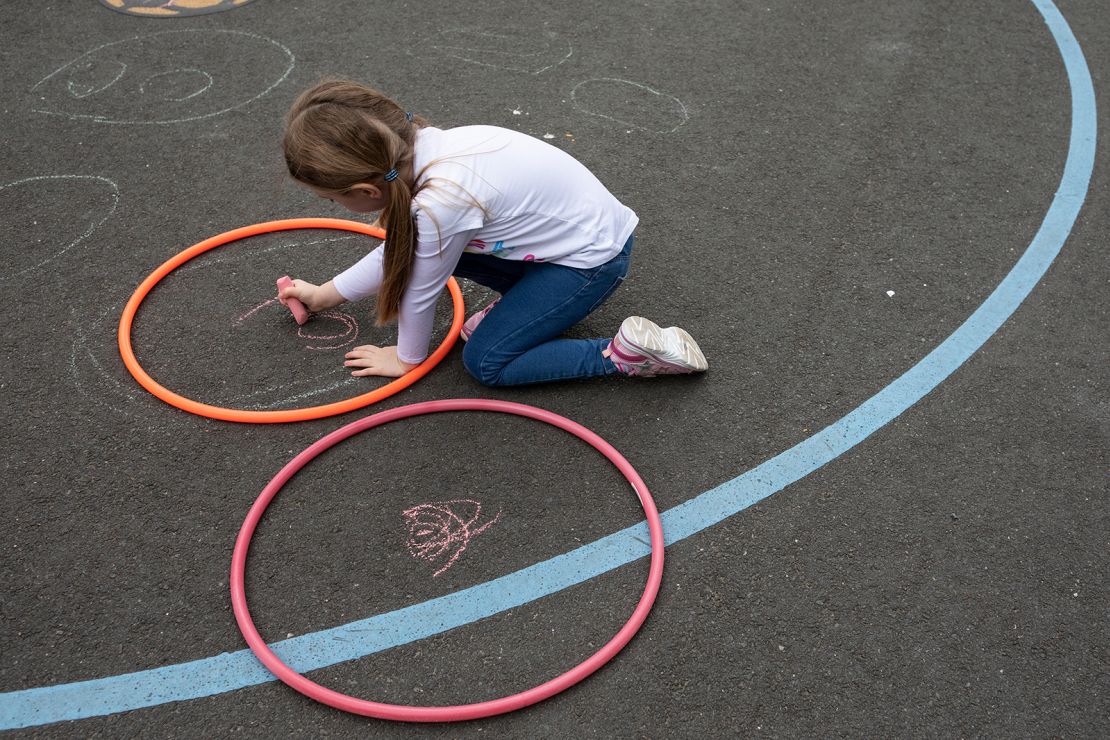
left=0, top=0, right=1095, bottom=729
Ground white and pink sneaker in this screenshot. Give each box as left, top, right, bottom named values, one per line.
left=460, top=299, right=500, bottom=342
left=604, top=316, right=708, bottom=377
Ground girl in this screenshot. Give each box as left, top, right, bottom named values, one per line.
left=279, top=80, right=707, bottom=386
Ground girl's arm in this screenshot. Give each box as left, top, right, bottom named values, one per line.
left=343, top=229, right=475, bottom=377
left=394, top=229, right=476, bottom=364
left=280, top=242, right=385, bottom=313
left=332, top=244, right=385, bottom=301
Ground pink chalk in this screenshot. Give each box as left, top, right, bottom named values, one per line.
left=276, top=276, right=309, bottom=325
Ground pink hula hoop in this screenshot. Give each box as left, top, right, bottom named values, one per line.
left=230, top=398, right=665, bottom=722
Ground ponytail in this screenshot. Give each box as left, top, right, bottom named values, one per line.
left=283, top=80, right=429, bottom=324
left=375, top=167, right=418, bottom=324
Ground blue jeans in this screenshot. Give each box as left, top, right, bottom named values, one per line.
left=452, top=234, right=633, bottom=386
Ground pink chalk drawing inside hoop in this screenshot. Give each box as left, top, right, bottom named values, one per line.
left=230, top=398, right=665, bottom=722
left=403, top=499, right=502, bottom=577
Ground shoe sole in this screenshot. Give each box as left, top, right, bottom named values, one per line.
left=618, top=316, right=708, bottom=372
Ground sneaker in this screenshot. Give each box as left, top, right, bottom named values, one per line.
left=460, top=298, right=500, bottom=342
left=604, top=316, right=708, bottom=377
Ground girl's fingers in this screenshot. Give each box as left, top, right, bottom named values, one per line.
left=340, top=345, right=405, bottom=378
left=345, top=345, right=380, bottom=360
left=344, top=345, right=383, bottom=375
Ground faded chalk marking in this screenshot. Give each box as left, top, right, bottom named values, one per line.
left=30, top=30, right=294, bottom=124
left=570, top=78, right=690, bottom=134
left=137, top=68, right=214, bottom=102
left=69, top=306, right=140, bottom=416
left=228, top=376, right=360, bottom=409
left=0, top=175, right=119, bottom=278
left=67, top=60, right=127, bottom=98
left=403, top=500, right=502, bottom=577
left=421, top=27, right=572, bottom=75
left=179, top=234, right=361, bottom=274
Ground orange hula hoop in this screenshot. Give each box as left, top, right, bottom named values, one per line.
left=117, top=218, right=464, bottom=423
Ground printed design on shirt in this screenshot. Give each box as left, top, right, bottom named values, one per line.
left=468, top=238, right=511, bottom=253
left=466, top=238, right=543, bottom=261
left=468, top=238, right=511, bottom=254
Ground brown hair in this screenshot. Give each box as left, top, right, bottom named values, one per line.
left=283, top=80, right=431, bottom=324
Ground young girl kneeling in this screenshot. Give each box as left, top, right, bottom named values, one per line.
left=279, top=80, right=708, bottom=386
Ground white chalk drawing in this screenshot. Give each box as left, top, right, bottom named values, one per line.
left=176, top=234, right=362, bottom=273
left=67, top=60, right=126, bottom=98
left=866, top=39, right=914, bottom=57
left=0, top=175, right=119, bottom=279
left=69, top=304, right=143, bottom=416
left=221, top=373, right=360, bottom=410
left=403, top=500, right=502, bottom=577
left=30, top=30, right=294, bottom=124
left=421, top=28, right=572, bottom=75
left=570, top=78, right=690, bottom=134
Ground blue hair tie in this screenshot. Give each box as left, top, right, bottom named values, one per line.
left=383, top=168, right=398, bottom=182
left=405, top=111, right=414, bottom=122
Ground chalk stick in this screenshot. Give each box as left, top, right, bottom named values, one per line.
left=276, top=276, right=309, bottom=325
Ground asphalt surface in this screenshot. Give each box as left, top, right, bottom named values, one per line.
left=1, top=0, right=1107, bottom=737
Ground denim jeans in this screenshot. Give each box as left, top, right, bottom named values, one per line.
left=452, top=234, right=633, bottom=386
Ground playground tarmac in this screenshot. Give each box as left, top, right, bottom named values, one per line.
left=1, top=0, right=1107, bottom=737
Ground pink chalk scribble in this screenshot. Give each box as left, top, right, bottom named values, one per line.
left=234, top=298, right=360, bottom=350
left=402, top=499, right=502, bottom=577
left=235, top=296, right=280, bottom=324
left=298, top=310, right=359, bottom=350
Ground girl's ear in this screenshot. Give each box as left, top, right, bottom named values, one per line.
left=348, top=182, right=383, bottom=200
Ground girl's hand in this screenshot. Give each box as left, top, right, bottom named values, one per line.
left=343, top=345, right=418, bottom=378
left=279, top=279, right=345, bottom=312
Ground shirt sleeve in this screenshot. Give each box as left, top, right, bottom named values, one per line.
left=395, top=228, right=476, bottom=365
left=332, top=245, right=385, bottom=302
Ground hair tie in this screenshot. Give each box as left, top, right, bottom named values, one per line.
left=383, top=168, right=398, bottom=182
left=405, top=111, right=414, bottom=122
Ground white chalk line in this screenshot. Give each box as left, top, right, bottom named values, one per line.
left=569, top=78, right=690, bottom=134
left=421, top=28, right=573, bottom=75
left=1, top=175, right=120, bottom=279
left=69, top=305, right=142, bottom=417
left=67, top=60, right=127, bottom=99
left=138, top=69, right=214, bottom=102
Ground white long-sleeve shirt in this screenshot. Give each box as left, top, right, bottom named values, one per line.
left=331, top=125, right=639, bottom=364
